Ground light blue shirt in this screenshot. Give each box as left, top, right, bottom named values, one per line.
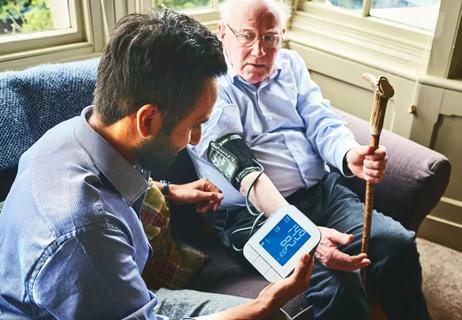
left=188, top=49, right=359, bottom=208
left=0, top=107, right=167, bottom=319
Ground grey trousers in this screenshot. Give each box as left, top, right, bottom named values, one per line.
left=154, top=288, right=291, bottom=320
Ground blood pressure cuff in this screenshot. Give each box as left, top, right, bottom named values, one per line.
left=207, top=133, right=263, bottom=190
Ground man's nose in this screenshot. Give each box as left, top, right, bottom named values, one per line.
left=250, top=38, right=265, bottom=57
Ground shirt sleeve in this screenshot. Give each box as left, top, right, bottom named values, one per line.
left=30, top=223, right=168, bottom=320
left=292, top=52, right=359, bottom=175
left=189, top=89, right=244, bottom=160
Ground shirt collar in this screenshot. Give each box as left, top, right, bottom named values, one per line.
left=224, top=50, right=282, bottom=87
left=75, top=106, right=149, bottom=206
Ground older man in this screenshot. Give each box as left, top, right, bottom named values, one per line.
left=188, top=0, right=431, bottom=319
left=0, top=10, right=313, bottom=320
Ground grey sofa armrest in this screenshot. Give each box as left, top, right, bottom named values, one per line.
left=334, top=108, right=451, bottom=231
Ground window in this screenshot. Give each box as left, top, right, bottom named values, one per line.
left=0, top=0, right=71, bottom=35
left=0, top=0, right=107, bottom=71
left=153, top=0, right=212, bottom=10
left=289, top=0, right=442, bottom=77
left=311, top=0, right=440, bottom=31
left=152, top=0, right=224, bottom=29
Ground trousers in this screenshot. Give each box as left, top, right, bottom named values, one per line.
left=154, top=288, right=290, bottom=320
left=211, top=172, right=431, bottom=320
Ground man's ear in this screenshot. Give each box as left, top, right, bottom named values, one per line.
left=218, top=23, right=226, bottom=42
left=135, top=104, right=162, bottom=139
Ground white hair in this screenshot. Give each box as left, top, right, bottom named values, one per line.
left=219, top=0, right=291, bottom=27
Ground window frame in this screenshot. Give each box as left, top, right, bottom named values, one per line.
left=289, top=1, right=439, bottom=79
left=0, top=0, right=106, bottom=71
left=152, top=0, right=222, bottom=30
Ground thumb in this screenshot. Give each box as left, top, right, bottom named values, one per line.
left=356, top=145, right=374, bottom=156
left=291, top=253, right=313, bottom=283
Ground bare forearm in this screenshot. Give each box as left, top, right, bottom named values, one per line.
left=240, top=172, right=288, bottom=216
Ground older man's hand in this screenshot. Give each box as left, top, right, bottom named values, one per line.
left=346, top=145, right=387, bottom=184
left=315, top=227, right=370, bottom=271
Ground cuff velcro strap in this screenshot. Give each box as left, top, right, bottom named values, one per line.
left=208, top=133, right=263, bottom=189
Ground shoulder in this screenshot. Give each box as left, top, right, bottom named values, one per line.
left=20, top=122, right=122, bottom=236
left=278, top=49, right=307, bottom=73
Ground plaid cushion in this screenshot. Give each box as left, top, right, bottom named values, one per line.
left=141, top=179, right=208, bottom=289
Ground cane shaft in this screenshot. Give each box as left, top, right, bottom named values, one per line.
left=360, top=75, right=394, bottom=286
left=361, top=135, right=380, bottom=255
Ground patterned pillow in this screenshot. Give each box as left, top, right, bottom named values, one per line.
left=141, top=179, right=208, bottom=290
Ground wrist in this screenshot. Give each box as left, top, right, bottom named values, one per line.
left=159, top=180, right=170, bottom=197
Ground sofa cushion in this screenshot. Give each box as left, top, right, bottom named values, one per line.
left=335, top=108, right=451, bottom=230
left=0, top=59, right=99, bottom=200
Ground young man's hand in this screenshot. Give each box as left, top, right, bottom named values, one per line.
left=167, top=178, right=223, bottom=213
left=256, top=253, right=313, bottom=309
left=315, top=227, right=370, bottom=271
left=206, top=253, right=314, bottom=320
left=346, top=145, right=388, bottom=184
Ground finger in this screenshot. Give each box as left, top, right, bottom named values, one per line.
left=363, top=171, right=384, bottom=184
left=328, top=251, right=370, bottom=271
left=365, top=152, right=387, bottom=162
left=194, top=190, right=223, bottom=202
left=326, top=229, right=354, bottom=246
left=363, top=158, right=387, bottom=170
left=362, top=167, right=385, bottom=178
left=291, top=253, right=313, bottom=284
left=200, top=178, right=222, bottom=193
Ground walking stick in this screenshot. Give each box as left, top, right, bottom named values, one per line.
left=360, top=73, right=394, bottom=285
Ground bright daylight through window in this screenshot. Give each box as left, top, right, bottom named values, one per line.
left=0, top=0, right=71, bottom=36
left=153, top=0, right=226, bottom=10
left=311, top=0, right=440, bottom=32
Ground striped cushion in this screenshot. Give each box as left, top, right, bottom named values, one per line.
left=141, top=179, right=207, bottom=289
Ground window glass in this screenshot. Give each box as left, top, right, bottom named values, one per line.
left=311, top=0, right=364, bottom=11
left=0, top=0, right=71, bottom=36
left=153, top=0, right=212, bottom=10
left=370, top=0, right=440, bottom=31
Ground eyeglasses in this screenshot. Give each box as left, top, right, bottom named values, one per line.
left=226, top=24, right=282, bottom=49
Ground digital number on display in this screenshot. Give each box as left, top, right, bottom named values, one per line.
left=259, top=214, right=311, bottom=266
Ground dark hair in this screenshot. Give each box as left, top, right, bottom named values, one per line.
left=93, top=10, right=227, bottom=128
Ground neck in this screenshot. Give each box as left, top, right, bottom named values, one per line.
left=88, top=112, right=137, bottom=164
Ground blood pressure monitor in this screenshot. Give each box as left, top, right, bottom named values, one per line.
left=243, top=205, right=321, bottom=282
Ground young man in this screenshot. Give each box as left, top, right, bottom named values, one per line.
left=188, top=0, right=431, bottom=319
left=0, top=10, right=313, bottom=319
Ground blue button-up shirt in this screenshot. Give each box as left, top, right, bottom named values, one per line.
left=188, top=49, right=359, bottom=208
left=0, top=107, right=167, bottom=319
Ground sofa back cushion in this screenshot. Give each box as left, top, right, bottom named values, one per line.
left=0, top=59, right=99, bottom=200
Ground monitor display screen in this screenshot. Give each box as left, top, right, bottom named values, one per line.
left=259, top=214, right=311, bottom=266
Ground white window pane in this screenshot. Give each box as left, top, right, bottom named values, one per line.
left=370, top=0, right=440, bottom=31
left=0, top=0, right=72, bottom=36
left=153, top=0, right=212, bottom=10
left=311, top=0, right=364, bottom=11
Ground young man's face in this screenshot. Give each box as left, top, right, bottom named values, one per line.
left=136, top=79, right=217, bottom=174
left=219, top=2, right=283, bottom=85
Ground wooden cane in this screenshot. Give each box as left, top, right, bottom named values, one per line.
left=360, top=73, right=394, bottom=285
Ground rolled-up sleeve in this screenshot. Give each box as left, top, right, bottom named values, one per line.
left=30, top=224, right=167, bottom=320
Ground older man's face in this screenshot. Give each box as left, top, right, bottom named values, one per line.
left=219, top=3, right=283, bottom=85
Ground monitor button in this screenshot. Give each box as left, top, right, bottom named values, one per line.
left=253, top=256, right=271, bottom=274
left=265, top=268, right=283, bottom=282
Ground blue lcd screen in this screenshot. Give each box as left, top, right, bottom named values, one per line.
left=259, top=214, right=311, bottom=266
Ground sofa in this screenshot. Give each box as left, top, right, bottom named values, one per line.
left=0, top=59, right=451, bottom=319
